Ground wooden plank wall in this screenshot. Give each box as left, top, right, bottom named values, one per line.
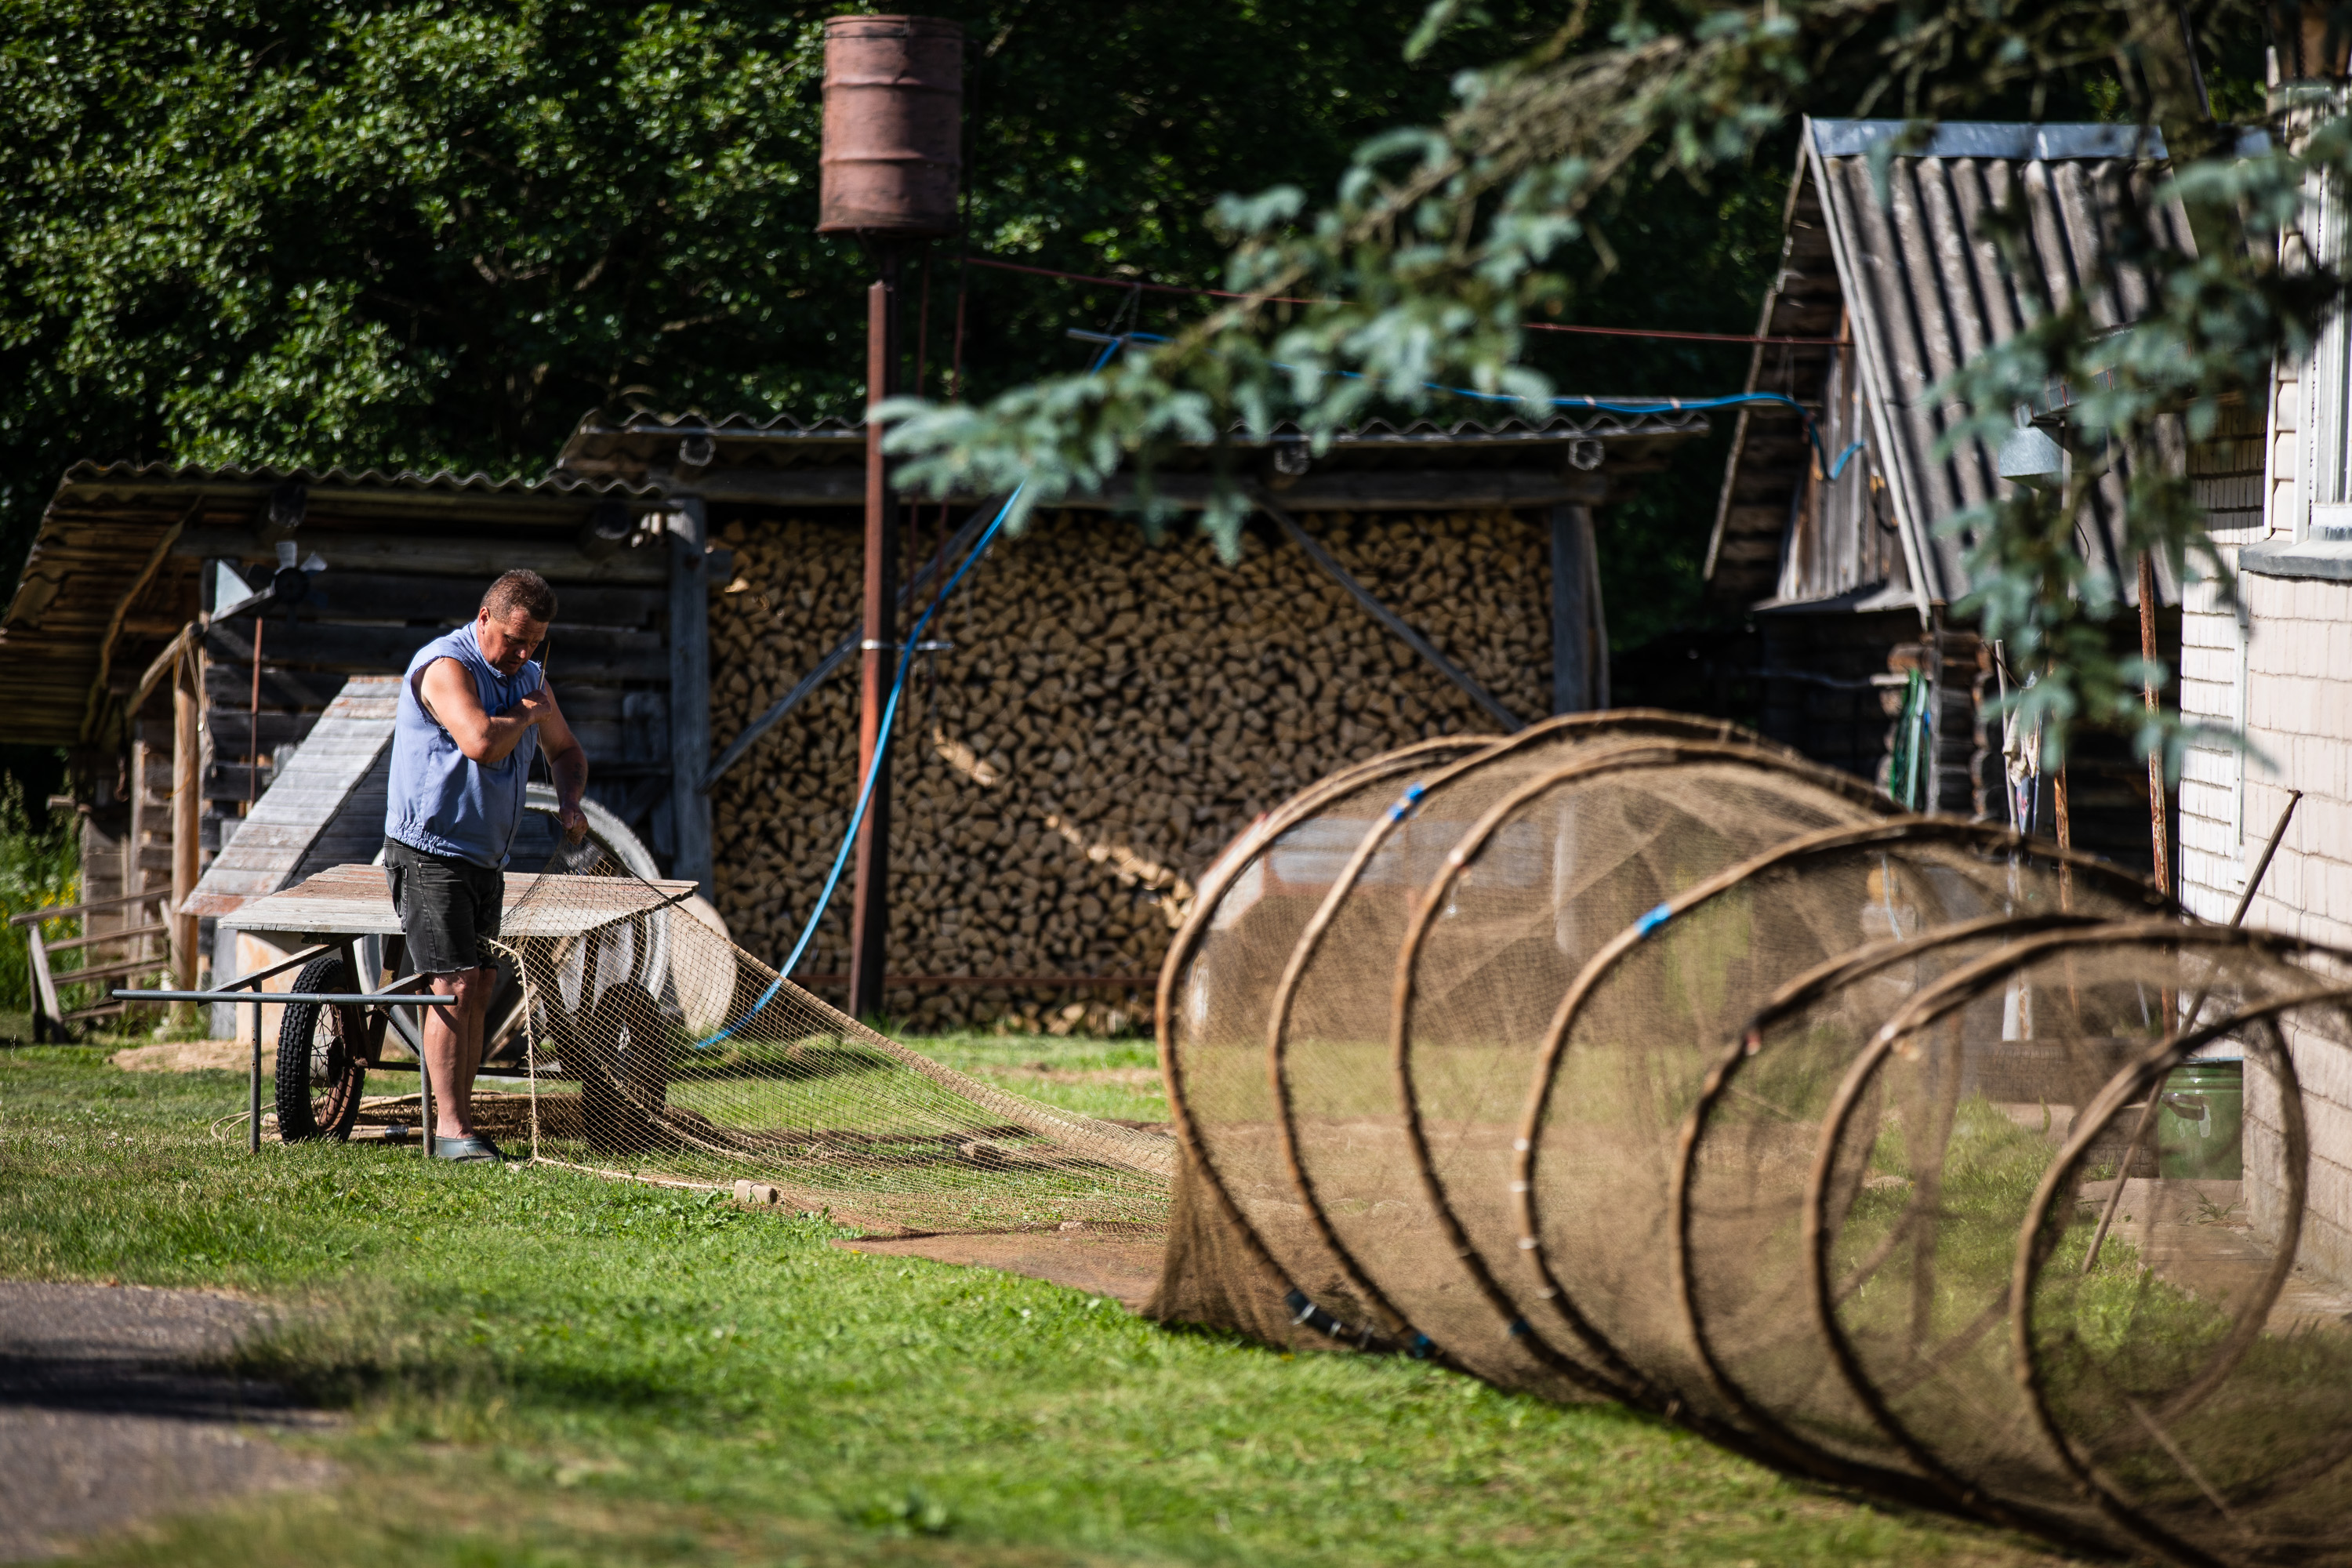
left=196, top=572, right=677, bottom=878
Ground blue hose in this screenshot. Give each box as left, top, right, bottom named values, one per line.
left=695, top=339, right=1121, bottom=1047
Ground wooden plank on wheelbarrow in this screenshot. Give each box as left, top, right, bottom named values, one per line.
left=219, top=862, right=699, bottom=940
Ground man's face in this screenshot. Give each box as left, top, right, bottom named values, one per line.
left=477, top=606, right=548, bottom=675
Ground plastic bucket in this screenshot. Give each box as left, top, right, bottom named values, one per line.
left=2155, top=1062, right=2244, bottom=1180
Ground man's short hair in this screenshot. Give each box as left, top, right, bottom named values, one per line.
left=481, top=569, right=558, bottom=625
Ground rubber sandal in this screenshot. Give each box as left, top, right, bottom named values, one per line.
left=430, top=1134, right=503, bottom=1163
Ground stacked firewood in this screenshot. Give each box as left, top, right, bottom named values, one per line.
left=707, top=506, right=1555, bottom=1032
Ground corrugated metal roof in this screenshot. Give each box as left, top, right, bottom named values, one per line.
left=556, top=404, right=1714, bottom=482
left=2, top=463, right=669, bottom=748
left=54, top=459, right=661, bottom=506
left=562, top=405, right=1708, bottom=446
left=1708, top=118, right=2194, bottom=612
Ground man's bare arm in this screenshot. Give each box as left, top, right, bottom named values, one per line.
left=417, top=658, right=550, bottom=765
left=534, top=684, right=592, bottom=842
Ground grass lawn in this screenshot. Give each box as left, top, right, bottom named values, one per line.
left=0, top=1033, right=2078, bottom=1567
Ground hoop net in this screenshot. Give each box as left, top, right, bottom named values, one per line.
left=1156, top=714, right=2352, bottom=1566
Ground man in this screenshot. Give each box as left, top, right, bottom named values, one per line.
left=384, top=568, right=588, bottom=1161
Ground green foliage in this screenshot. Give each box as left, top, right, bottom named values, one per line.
left=0, top=0, right=1555, bottom=578
left=0, top=1044, right=2067, bottom=1566
left=0, top=777, right=78, bottom=1013
left=884, top=0, right=2307, bottom=767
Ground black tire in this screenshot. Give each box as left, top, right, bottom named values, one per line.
left=275, top=956, right=368, bottom=1143
left=577, top=982, right=674, bottom=1155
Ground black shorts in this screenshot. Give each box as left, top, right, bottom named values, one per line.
left=383, top=838, right=505, bottom=974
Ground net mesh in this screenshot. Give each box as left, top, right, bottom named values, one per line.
left=493, top=857, right=1171, bottom=1233
left=1158, top=716, right=2352, bottom=1566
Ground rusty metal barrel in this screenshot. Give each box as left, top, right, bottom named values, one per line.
left=818, top=15, right=964, bottom=237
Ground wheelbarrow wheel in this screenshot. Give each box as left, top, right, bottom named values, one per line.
left=276, top=956, right=368, bottom=1142
left=577, top=982, right=674, bottom=1155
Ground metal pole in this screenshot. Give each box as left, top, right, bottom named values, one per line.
left=850, top=255, right=902, bottom=1020
left=2230, top=789, right=2303, bottom=928
left=667, top=497, right=714, bottom=898
left=249, top=998, right=262, bottom=1153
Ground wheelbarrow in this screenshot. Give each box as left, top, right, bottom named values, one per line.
left=118, top=860, right=699, bottom=1156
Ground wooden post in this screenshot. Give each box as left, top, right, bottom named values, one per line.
left=667, top=496, right=713, bottom=898
left=851, top=263, right=902, bottom=1020
left=2054, top=764, right=2072, bottom=910
left=1550, top=504, right=1592, bottom=714
left=171, top=648, right=199, bottom=1000
left=2138, top=550, right=2171, bottom=895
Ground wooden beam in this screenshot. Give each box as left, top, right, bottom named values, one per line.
left=673, top=466, right=1613, bottom=513
left=8, top=887, right=172, bottom=927
left=26, top=924, right=61, bottom=1040
left=172, top=644, right=200, bottom=993
left=674, top=467, right=869, bottom=506
left=667, top=500, right=713, bottom=898
left=1246, top=484, right=1525, bottom=733
left=174, top=529, right=669, bottom=584
left=132, top=622, right=197, bottom=714
left=204, top=619, right=666, bottom=682
left=80, top=505, right=191, bottom=742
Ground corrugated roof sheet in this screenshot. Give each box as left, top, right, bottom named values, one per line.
left=1708, top=118, right=2195, bottom=612
left=562, top=406, right=1708, bottom=445
left=54, top=459, right=661, bottom=503
left=2, top=463, right=669, bottom=748
left=555, top=405, right=1714, bottom=480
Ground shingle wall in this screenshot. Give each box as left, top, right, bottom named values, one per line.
left=2178, top=355, right=2352, bottom=1284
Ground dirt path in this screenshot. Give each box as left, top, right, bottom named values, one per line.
left=0, top=1281, right=332, bottom=1562
left=833, top=1228, right=1167, bottom=1309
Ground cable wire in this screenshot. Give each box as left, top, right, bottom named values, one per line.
left=1109, top=331, right=1871, bottom=488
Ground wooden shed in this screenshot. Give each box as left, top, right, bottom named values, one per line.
left=1704, top=118, right=2260, bottom=870
left=553, top=405, right=1717, bottom=1025
left=0, top=463, right=697, bottom=1022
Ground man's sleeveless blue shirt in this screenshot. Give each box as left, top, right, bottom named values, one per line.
left=384, top=623, right=543, bottom=869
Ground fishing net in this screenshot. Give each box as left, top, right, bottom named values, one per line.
left=1156, top=712, right=1885, bottom=1384
left=1156, top=716, right=2352, bottom=1567
left=491, top=855, right=1171, bottom=1233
